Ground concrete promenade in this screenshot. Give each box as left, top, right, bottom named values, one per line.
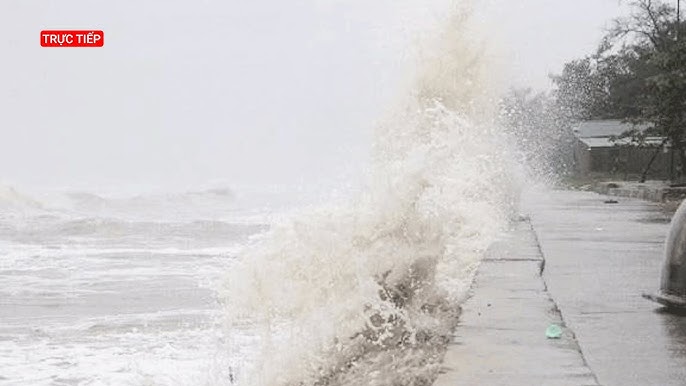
left=435, top=190, right=686, bottom=385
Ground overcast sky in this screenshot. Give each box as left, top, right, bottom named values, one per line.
left=0, top=0, right=627, bottom=193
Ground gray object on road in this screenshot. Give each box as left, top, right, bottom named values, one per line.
left=643, top=199, right=686, bottom=309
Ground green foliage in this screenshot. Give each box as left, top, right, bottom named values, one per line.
left=550, top=48, right=656, bottom=122
left=552, top=0, right=686, bottom=176
left=644, top=30, right=686, bottom=142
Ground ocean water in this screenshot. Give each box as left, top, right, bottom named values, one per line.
left=0, top=185, right=288, bottom=385
left=2, top=4, right=526, bottom=386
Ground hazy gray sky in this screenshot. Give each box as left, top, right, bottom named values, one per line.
left=475, top=0, right=627, bottom=90
left=0, top=0, right=627, bottom=192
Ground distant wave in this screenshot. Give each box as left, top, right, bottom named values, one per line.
left=0, top=185, right=44, bottom=213
left=67, top=187, right=234, bottom=208
left=0, top=185, right=237, bottom=220
left=60, top=187, right=237, bottom=221
left=7, top=217, right=267, bottom=245
left=51, top=218, right=259, bottom=236
left=65, top=192, right=108, bottom=208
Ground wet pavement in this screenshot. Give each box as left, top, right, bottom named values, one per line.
left=436, top=189, right=686, bottom=385
left=434, top=218, right=598, bottom=385
left=528, top=190, right=686, bottom=386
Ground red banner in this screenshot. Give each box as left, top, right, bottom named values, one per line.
left=41, top=30, right=104, bottom=47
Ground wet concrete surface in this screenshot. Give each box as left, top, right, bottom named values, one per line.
left=434, top=218, right=598, bottom=385
left=527, top=190, right=686, bottom=386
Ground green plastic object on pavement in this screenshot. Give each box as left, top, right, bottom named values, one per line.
left=546, top=324, right=563, bottom=339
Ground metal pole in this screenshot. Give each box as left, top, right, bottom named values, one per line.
left=678, top=0, right=681, bottom=41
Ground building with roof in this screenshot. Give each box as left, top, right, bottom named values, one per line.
left=572, top=120, right=676, bottom=180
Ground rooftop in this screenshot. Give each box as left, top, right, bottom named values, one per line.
left=573, top=119, right=650, bottom=139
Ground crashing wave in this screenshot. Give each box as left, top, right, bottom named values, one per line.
left=220, top=4, right=521, bottom=385
left=222, top=102, right=518, bottom=385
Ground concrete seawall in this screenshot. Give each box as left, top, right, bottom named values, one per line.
left=433, top=217, right=598, bottom=385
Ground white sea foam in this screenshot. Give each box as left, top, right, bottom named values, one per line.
left=1, top=3, right=527, bottom=385
left=221, top=5, right=521, bottom=385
